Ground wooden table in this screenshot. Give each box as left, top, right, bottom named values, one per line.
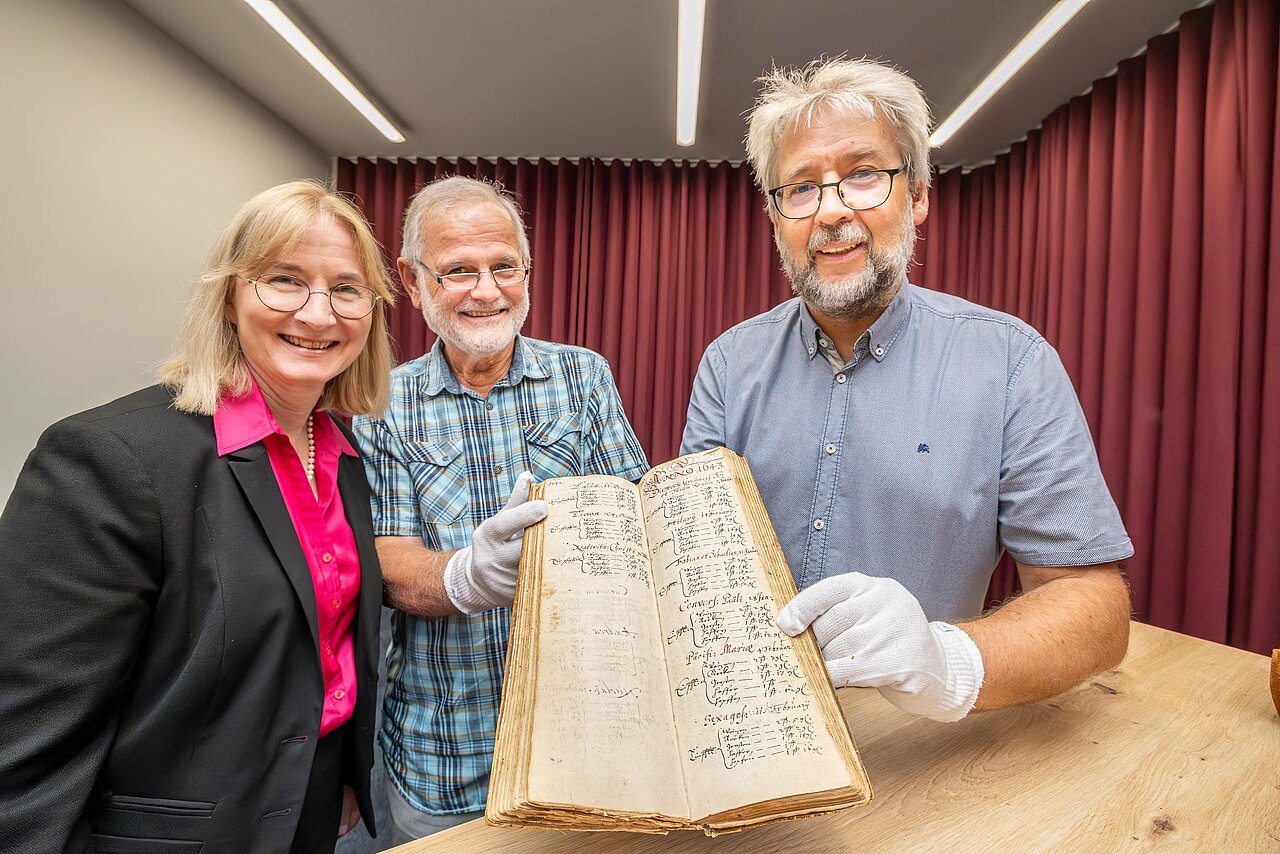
left=389, top=622, right=1279, bottom=852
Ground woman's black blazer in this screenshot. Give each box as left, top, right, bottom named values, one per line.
left=0, top=384, right=381, bottom=853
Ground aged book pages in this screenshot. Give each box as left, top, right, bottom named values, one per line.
left=488, top=447, right=871, bottom=835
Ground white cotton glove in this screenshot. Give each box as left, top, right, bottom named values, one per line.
left=443, top=471, right=548, bottom=614
left=776, top=572, right=984, bottom=722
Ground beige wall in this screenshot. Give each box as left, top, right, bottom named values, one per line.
left=0, top=0, right=330, bottom=500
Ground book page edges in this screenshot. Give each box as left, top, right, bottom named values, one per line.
left=487, top=480, right=547, bottom=825
left=488, top=781, right=870, bottom=837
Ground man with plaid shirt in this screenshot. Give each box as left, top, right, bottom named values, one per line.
left=353, top=177, right=648, bottom=843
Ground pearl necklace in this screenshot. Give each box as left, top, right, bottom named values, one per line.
left=305, top=413, right=316, bottom=484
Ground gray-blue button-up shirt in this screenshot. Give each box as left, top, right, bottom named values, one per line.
left=680, top=282, right=1133, bottom=621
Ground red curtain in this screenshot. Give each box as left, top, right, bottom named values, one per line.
left=336, top=157, right=792, bottom=466
left=916, top=0, right=1279, bottom=654
left=337, top=0, right=1278, bottom=654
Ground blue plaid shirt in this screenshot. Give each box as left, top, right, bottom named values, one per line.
left=352, top=337, right=648, bottom=814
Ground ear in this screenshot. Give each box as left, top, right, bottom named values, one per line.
left=911, top=181, right=930, bottom=226
left=397, top=257, right=425, bottom=311
left=223, top=279, right=240, bottom=326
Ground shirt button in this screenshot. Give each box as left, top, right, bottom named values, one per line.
left=486, top=402, right=495, bottom=411
left=808, top=346, right=815, bottom=355
left=333, top=689, right=345, bottom=701
left=331, top=599, right=340, bottom=610
left=836, top=373, right=847, bottom=384
left=493, top=464, right=503, bottom=475
left=325, top=644, right=334, bottom=656
left=819, top=338, right=830, bottom=348
left=874, top=346, right=885, bottom=357
left=825, top=443, right=836, bottom=454
left=322, top=552, right=333, bottom=563
left=813, top=518, right=825, bottom=530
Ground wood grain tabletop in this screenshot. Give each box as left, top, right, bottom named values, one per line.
left=388, top=622, right=1280, bottom=852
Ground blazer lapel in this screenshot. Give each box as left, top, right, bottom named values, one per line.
left=226, top=444, right=320, bottom=650
left=338, top=452, right=381, bottom=680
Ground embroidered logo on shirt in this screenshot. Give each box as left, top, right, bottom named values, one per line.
left=917, top=443, right=930, bottom=453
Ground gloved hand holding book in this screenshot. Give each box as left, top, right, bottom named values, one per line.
left=444, top=471, right=548, bottom=614
left=777, top=572, right=985, bottom=722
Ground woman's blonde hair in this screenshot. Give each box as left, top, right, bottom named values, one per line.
left=158, top=179, right=396, bottom=416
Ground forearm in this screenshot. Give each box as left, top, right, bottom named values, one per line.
left=957, top=565, right=1131, bottom=710
left=378, top=475, right=545, bottom=617
left=375, top=536, right=459, bottom=617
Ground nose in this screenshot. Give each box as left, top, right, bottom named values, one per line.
left=295, top=289, right=338, bottom=325
left=467, top=270, right=503, bottom=301
left=813, top=183, right=854, bottom=227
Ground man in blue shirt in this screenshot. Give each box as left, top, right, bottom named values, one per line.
left=681, top=58, right=1133, bottom=722
left=354, top=177, right=648, bottom=843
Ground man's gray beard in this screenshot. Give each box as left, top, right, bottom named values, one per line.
left=422, top=289, right=530, bottom=356
left=778, top=215, right=916, bottom=319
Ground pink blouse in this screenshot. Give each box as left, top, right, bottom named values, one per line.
left=214, top=381, right=360, bottom=737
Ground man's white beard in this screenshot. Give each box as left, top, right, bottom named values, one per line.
left=778, top=206, right=916, bottom=319
left=423, top=289, right=530, bottom=356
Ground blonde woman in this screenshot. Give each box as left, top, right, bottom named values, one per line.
left=0, top=180, right=395, bottom=853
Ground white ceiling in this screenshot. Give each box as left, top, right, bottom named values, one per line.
left=121, top=0, right=1198, bottom=171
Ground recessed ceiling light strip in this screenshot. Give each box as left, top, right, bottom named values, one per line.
left=243, top=0, right=405, bottom=144
left=930, top=0, right=1093, bottom=148
left=676, top=0, right=707, bottom=146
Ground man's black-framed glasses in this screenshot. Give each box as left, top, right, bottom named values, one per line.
left=414, top=259, right=530, bottom=291
left=248, top=274, right=380, bottom=319
left=768, top=167, right=906, bottom=220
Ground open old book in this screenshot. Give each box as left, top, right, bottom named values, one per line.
left=487, top=447, right=871, bottom=835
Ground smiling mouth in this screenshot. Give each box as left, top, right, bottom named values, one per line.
left=462, top=308, right=507, bottom=318
left=281, top=333, right=334, bottom=350
left=815, top=242, right=864, bottom=256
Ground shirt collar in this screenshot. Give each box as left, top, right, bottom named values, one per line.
left=864, top=281, right=912, bottom=362
left=797, top=302, right=825, bottom=362
left=421, top=335, right=547, bottom=396
left=796, top=279, right=913, bottom=365
left=213, top=376, right=356, bottom=457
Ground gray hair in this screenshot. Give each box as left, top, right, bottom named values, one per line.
left=400, top=175, right=531, bottom=263
left=745, top=57, right=932, bottom=202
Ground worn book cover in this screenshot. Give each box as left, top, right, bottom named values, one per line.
left=487, top=447, right=871, bottom=835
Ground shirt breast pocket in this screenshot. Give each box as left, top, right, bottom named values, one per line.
left=404, top=438, right=469, bottom=523
left=524, top=412, right=584, bottom=481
